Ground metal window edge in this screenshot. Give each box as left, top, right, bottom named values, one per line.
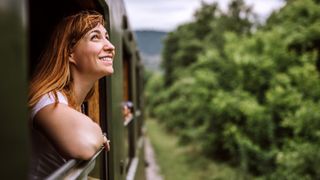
left=46, top=148, right=104, bottom=180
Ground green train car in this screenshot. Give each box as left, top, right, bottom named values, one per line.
left=0, top=0, right=145, bottom=179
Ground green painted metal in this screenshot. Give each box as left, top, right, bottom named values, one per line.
left=46, top=148, right=104, bottom=180
left=0, top=0, right=29, bottom=179
left=104, top=1, right=145, bottom=179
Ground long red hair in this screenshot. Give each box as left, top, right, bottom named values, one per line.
left=28, top=11, right=104, bottom=109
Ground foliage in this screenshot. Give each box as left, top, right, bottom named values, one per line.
left=145, top=0, right=320, bottom=178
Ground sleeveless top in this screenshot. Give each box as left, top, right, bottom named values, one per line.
left=29, top=92, right=68, bottom=180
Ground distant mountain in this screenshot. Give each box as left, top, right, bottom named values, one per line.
left=134, top=30, right=167, bottom=72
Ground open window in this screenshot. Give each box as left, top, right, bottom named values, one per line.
left=122, top=44, right=135, bottom=173
left=28, top=0, right=108, bottom=179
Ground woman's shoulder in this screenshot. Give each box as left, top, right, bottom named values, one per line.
left=31, top=91, right=68, bottom=120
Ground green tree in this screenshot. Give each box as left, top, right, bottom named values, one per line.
left=146, top=0, right=320, bottom=178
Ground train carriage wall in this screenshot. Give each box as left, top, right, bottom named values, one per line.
left=0, top=0, right=145, bottom=179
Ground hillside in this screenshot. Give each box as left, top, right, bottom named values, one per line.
left=134, top=30, right=167, bottom=72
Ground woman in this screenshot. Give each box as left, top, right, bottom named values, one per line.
left=28, top=11, right=114, bottom=179
left=122, top=101, right=134, bottom=124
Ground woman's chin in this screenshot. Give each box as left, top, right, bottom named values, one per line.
left=102, top=68, right=114, bottom=76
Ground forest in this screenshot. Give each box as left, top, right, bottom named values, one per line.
left=145, top=0, right=320, bottom=179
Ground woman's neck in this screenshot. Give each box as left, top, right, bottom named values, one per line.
left=72, top=73, right=96, bottom=107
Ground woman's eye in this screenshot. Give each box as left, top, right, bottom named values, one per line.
left=91, top=34, right=99, bottom=40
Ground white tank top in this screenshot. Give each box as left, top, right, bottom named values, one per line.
left=30, top=91, right=68, bottom=120
left=29, top=91, right=68, bottom=179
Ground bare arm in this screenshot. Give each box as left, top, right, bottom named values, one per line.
left=34, top=103, right=105, bottom=160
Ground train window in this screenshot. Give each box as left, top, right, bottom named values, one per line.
left=28, top=0, right=108, bottom=179
left=123, top=54, right=131, bottom=102
left=122, top=15, right=128, bottom=30
left=87, top=82, right=100, bottom=124
left=122, top=45, right=137, bottom=174
left=135, top=65, right=143, bottom=137
left=85, top=81, right=106, bottom=179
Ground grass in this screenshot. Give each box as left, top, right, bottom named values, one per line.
left=145, top=119, right=253, bottom=180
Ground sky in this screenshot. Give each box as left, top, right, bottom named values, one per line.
left=123, top=0, right=286, bottom=32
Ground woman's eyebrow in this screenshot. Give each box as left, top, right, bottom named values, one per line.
left=89, top=29, right=108, bottom=36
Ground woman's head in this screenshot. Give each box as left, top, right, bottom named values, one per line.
left=29, top=11, right=113, bottom=108
left=69, top=18, right=115, bottom=78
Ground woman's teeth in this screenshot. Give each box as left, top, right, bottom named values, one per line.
left=100, top=57, right=112, bottom=61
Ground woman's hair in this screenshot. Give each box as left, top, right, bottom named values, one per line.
left=28, top=11, right=105, bottom=109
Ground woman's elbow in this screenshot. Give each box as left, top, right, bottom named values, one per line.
left=62, top=123, right=104, bottom=160
left=69, top=143, right=101, bottom=160
left=76, top=148, right=98, bottom=160
left=65, top=136, right=103, bottom=160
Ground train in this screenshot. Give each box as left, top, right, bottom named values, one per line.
left=0, top=0, right=145, bottom=179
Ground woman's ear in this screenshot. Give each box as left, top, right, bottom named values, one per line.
left=69, top=53, right=77, bottom=64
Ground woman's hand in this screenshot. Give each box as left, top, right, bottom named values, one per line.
left=103, top=133, right=110, bottom=151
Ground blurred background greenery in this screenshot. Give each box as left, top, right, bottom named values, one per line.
left=144, top=0, right=320, bottom=179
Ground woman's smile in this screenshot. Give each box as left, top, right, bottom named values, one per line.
left=99, top=56, right=113, bottom=65
left=70, top=23, right=115, bottom=77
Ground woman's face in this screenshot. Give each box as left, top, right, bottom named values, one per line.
left=70, top=23, right=115, bottom=79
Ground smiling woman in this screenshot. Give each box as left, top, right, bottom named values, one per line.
left=28, top=11, right=113, bottom=179
left=69, top=24, right=115, bottom=79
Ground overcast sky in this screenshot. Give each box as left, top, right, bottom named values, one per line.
left=123, top=0, right=286, bottom=32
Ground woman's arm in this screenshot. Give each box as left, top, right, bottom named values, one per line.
left=34, top=103, right=105, bottom=160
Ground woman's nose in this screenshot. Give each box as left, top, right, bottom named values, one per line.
left=103, top=40, right=115, bottom=52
